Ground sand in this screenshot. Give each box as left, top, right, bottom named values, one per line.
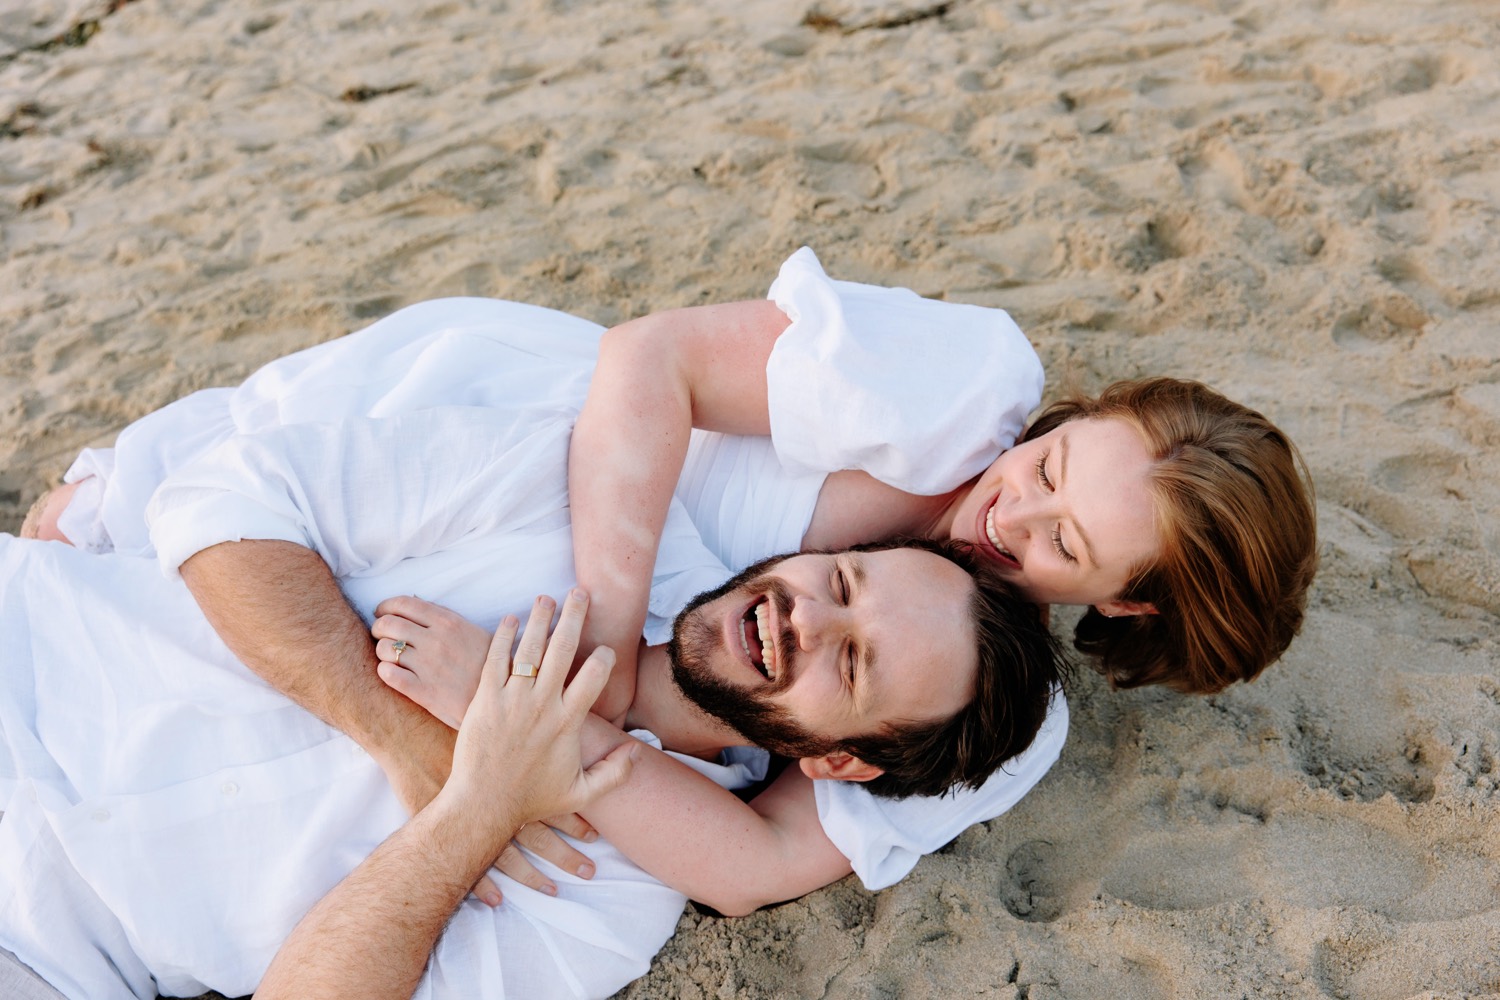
left=4, top=0, right=1500, bottom=997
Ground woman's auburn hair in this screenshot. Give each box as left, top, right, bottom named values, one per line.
left=1023, top=377, right=1318, bottom=694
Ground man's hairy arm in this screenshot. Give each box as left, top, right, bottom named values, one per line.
left=256, top=594, right=633, bottom=1000
left=254, top=797, right=493, bottom=1000
left=180, top=539, right=456, bottom=816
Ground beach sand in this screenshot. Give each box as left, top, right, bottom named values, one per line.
left=4, top=0, right=1500, bottom=997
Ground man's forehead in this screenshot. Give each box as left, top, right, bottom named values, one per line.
left=856, top=549, right=976, bottom=647
left=856, top=548, right=977, bottom=719
left=855, top=547, right=972, bottom=599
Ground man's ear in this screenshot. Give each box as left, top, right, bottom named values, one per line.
left=799, top=752, right=884, bottom=783
left=1094, top=599, right=1158, bottom=618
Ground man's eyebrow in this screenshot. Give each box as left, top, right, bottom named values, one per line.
left=845, top=553, right=877, bottom=710
left=1058, top=434, right=1098, bottom=567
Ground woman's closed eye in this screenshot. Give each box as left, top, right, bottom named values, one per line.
left=1034, top=451, right=1055, bottom=491
left=1051, top=527, right=1076, bottom=563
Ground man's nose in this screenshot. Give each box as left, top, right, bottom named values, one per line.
left=789, top=596, right=842, bottom=652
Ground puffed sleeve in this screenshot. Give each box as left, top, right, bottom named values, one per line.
left=813, top=688, right=1068, bottom=890
left=145, top=406, right=574, bottom=580
left=765, top=247, right=1044, bottom=495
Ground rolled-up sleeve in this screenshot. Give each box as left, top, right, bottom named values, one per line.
left=146, top=406, right=574, bottom=580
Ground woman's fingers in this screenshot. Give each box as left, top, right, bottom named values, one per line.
left=376, top=660, right=463, bottom=730
left=373, top=594, right=449, bottom=625
left=373, top=635, right=414, bottom=666
left=371, top=614, right=422, bottom=660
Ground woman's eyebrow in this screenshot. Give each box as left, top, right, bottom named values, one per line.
left=1058, top=435, right=1099, bottom=567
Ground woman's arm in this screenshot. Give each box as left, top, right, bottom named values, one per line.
left=570, top=300, right=791, bottom=724
left=576, top=715, right=853, bottom=916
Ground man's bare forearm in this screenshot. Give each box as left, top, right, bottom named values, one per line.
left=180, top=539, right=456, bottom=800
left=255, top=795, right=511, bottom=1000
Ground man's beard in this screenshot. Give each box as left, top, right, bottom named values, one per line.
left=666, top=554, right=841, bottom=759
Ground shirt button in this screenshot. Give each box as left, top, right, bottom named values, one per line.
left=92, top=809, right=110, bottom=822
left=221, top=782, right=239, bottom=796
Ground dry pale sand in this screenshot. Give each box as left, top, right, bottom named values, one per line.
left=4, top=0, right=1500, bottom=997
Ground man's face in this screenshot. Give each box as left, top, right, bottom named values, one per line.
left=667, top=547, right=979, bottom=758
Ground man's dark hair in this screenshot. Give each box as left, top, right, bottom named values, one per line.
left=841, top=537, right=1068, bottom=800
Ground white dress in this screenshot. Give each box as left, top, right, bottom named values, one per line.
left=0, top=248, right=1065, bottom=999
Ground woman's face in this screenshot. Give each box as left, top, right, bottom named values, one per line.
left=947, top=416, right=1161, bottom=610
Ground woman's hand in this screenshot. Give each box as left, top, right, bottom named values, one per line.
left=372, top=595, right=492, bottom=728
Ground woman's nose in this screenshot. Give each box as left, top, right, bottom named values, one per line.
left=994, top=489, right=1042, bottom=537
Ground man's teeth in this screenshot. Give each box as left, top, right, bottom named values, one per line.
left=754, top=602, right=776, bottom=679
left=985, top=504, right=1015, bottom=561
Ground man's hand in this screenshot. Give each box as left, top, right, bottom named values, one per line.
left=372, top=591, right=613, bottom=897
left=439, top=588, right=636, bottom=837
left=256, top=589, right=634, bottom=1000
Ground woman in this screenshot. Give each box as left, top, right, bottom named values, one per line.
left=378, top=247, right=1317, bottom=724
left=557, top=247, right=1317, bottom=711
left=353, top=246, right=1314, bottom=906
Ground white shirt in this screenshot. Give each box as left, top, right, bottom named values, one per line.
left=4, top=248, right=1063, bottom=998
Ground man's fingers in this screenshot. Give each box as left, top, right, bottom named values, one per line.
left=536, top=589, right=588, bottom=690
left=514, top=822, right=595, bottom=880
left=578, top=742, right=636, bottom=801
left=539, top=812, right=597, bottom=843
left=562, top=645, right=616, bottom=714
left=472, top=874, right=503, bottom=908
left=492, top=842, right=557, bottom=897
left=510, top=596, right=556, bottom=681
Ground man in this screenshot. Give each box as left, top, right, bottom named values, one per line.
left=0, top=519, right=1055, bottom=1000
left=1, top=294, right=1065, bottom=998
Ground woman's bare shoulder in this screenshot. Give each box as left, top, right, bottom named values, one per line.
left=802, top=471, right=952, bottom=550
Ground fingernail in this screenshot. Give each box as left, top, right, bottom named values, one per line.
left=501, top=615, right=519, bottom=629
left=542, top=883, right=558, bottom=896
left=577, top=862, right=595, bottom=879
left=482, top=890, right=502, bottom=907
left=582, top=829, right=598, bottom=843
left=572, top=587, right=589, bottom=601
